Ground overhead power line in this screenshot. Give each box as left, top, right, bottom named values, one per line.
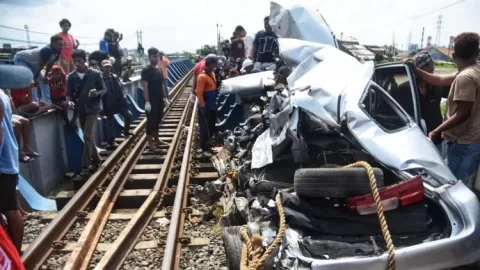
left=0, top=24, right=97, bottom=39
left=396, top=0, right=467, bottom=24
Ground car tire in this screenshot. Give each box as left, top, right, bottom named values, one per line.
left=294, top=168, right=384, bottom=198
left=222, top=226, right=243, bottom=270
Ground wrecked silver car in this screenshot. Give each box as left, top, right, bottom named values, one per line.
left=215, top=2, right=480, bottom=270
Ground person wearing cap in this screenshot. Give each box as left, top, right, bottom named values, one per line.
left=392, top=51, right=450, bottom=154
left=159, top=51, right=170, bottom=92
left=252, top=16, right=279, bottom=71
left=141, top=47, right=170, bottom=151
left=101, top=59, right=132, bottom=149
left=88, top=50, right=110, bottom=72
left=67, top=49, right=107, bottom=176
left=0, top=64, right=35, bottom=256
left=240, top=59, right=254, bottom=75
left=47, top=65, right=71, bottom=126
left=191, top=53, right=216, bottom=102
left=57, top=18, right=79, bottom=74
left=122, top=56, right=134, bottom=82
left=196, top=55, right=218, bottom=155
left=13, top=35, right=64, bottom=104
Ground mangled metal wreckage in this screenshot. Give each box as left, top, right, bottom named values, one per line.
left=215, top=2, right=480, bottom=270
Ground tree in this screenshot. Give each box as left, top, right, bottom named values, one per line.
left=196, top=44, right=217, bottom=56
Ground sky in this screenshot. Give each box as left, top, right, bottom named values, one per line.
left=0, top=0, right=479, bottom=53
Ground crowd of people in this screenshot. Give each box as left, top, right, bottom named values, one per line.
left=0, top=17, right=172, bottom=264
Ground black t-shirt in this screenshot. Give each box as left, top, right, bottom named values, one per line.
left=141, top=65, right=164, bottom=102
left=89, top=50, right=109, bottom=63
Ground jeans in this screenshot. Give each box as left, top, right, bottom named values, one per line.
left=446, top=140, right=480, bottom=186
left=198, top=110, right=216, bottom=150
left=79, top=113, right=101, bottom=168
left=106, top=109, right=132, bottom=144
left=13, top=56, right=51, bottom=103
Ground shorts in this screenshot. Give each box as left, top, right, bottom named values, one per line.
left=0, top=173, right=19, bottom=212
left=51, top=96, right=66, bottom=106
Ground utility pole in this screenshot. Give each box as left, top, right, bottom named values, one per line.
left=435, top=15, right=443, bottom=46
left=24, top=24, right=31, bottom=47
left=407, top=30, right=412, bottom=51
left=420, top=27, right=425, bottom=49
left=216, top=23, right=222, bottom=55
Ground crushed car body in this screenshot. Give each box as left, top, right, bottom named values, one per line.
left=213, top=1, right=480, bottom=270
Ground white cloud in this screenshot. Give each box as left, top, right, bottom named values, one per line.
left=0, top=0, right=478, bottom=53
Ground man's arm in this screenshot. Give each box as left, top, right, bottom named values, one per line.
left=430, top=75, right=476, bottom=138
left=412, top=65, right=456, bottom=87
left=96, top=73, right=107, bottom=97
left=33, top=61, right=46, bottom=81
left=10, top=97, right=18, bottom=115
left=141, top=69, right=150, bottom=102
left=251, top=33, right=259, bottom=61
left=0, top=98, right=4, bottom=145
left=196, top=75, right=206, bottom=109
left=74, top=38, right=80, bottom=49
left=66, top=74, right=74, bottom=101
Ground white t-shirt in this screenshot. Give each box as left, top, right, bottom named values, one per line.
left=77, top=72, right=85, bottom=80
left=245, top=34, right=255, bottom=59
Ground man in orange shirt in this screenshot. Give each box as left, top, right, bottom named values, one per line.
left=191, top=53, right=216, bottom=102
left=196, top=55, right=218, bottom=154
left=159, top=51, right=170, bottom=92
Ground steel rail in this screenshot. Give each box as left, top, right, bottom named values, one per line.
left=161, top=99, right=197, bottom=269
left=64, top=69, right=193, bottom=269
left=21, top=72, right=191, bottom=270
left=93, top=70, right=193, bottom=269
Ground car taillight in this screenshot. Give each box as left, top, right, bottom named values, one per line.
left=346, top=176, right=424, bottom=215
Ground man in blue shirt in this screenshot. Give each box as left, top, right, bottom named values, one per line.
left=13, top=35, right=63, bottom=103
left=99, top=31, right=112, bottom=54
left=251, top=16, right=279, bottom=71
left=0, top=64, right=34, bottom=253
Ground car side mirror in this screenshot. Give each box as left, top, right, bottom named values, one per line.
left=421, top=119, right=427, bottom=135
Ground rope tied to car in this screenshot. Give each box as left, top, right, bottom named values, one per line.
left=240, top=188, right=293, bottom=270
left=344, top=161, right=396, bottom=270
left=239, top=161, right=396, bottom=270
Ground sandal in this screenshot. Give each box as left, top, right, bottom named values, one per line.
left=19, top=154, right=34, bottom=163
left=80, top=168, right=90, bottom=176
left=24, top=150, right=42, bottom=158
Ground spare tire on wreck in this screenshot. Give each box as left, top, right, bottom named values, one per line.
left=294, top=168, right=384, bottom=198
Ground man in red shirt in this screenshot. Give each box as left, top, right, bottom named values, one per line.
left=191, top=53, right=215, bottom=102
left=230, top=25, right=246, bottom=64
left=47, top=65, right=70, bottom=125
left=57, top=18, right=79, bottom=74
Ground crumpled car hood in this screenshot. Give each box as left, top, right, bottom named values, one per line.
left=270, top=0, right=338, bottom=48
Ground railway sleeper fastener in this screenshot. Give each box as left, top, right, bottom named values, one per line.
left=178, top=237, right=191, bottom=245
left=51, top=241, right=66, bottom=250
left=76, top=211, right=88, bottom=219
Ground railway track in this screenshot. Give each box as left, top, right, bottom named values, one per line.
left=20, top=69, right=224, bottom=270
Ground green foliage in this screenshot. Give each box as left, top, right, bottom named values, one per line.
left=196, top=45, right=217, bottom=56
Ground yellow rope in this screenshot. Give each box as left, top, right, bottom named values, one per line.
left=344, top=161, right=396, bottom=270
left=239, top=162, right=396, bottom=270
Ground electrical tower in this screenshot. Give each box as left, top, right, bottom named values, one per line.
left=420, top=27, right=425, bottom=48
left=24, top=24, right=31, bottom=47
left=136, top=30, right=143, bottom=45
left=435, top=15, right=443, bottom=46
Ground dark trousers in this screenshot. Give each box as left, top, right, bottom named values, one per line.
left=113, top=57, right=122, bottom=76
left=79, top=113, right=101, bottom=167
left=198, top=110, right=217, bottom=150
left=146, top=102, right=164, bottom=136
left=106, top=108, right=132, bottom=144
